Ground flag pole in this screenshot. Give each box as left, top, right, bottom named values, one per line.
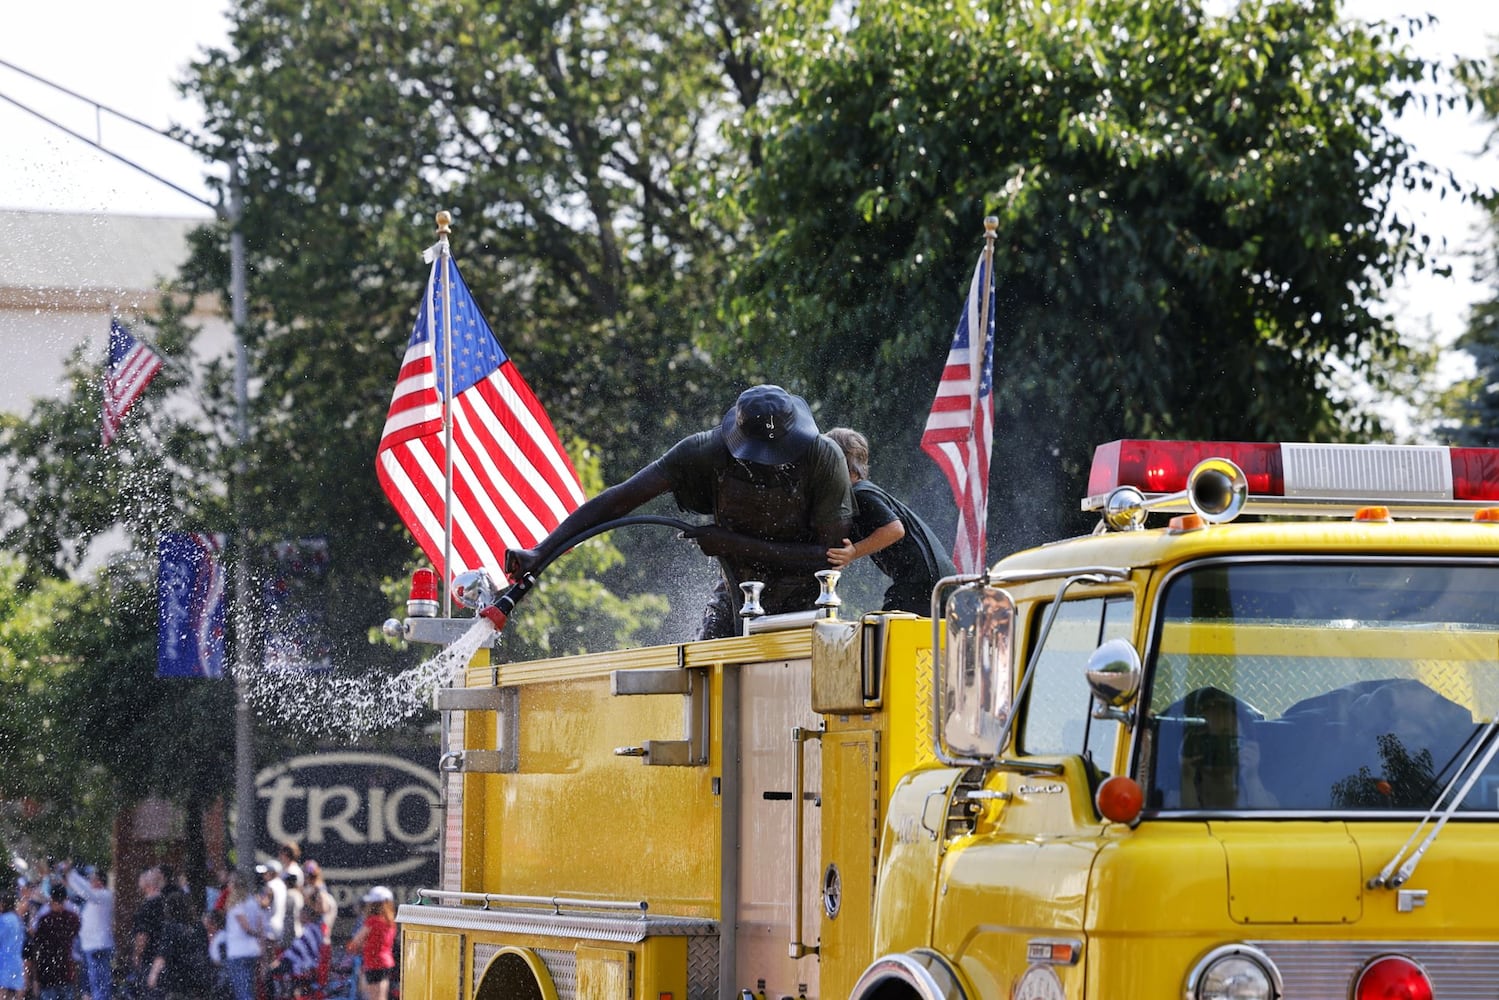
left=436, top=210, right=456, bottom=617
left=974, top=216, right=998, bottom=571
left=978, top=216, right=997, bottom=372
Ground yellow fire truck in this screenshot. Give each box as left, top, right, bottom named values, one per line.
left=390, top=439, right=1499, bottom=1000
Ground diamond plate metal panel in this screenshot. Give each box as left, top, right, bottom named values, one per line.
left=471, top=944, right=577, bottom=1000
left=914, top=645, right=935, bottom=765
left=686, top=935, right=718, bottom=1000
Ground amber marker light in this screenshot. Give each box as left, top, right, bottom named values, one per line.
left=1168, top=513, right=1204, bottom=532
left=1354, top=505, right=1391, bottom=522
left=1096, top=775, right=1144, bottom=824
left=1474, top=508, right=1499, bottom=522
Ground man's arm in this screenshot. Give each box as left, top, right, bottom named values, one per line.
left=684, top=526, right=842, bottom=571
left=147, top=955, right=166, bottom=989
left=65, top=869, right=93, bottom=901
left=504, top=464, right=671, bottom=580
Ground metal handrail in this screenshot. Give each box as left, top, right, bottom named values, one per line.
left=413, top=888, right=648, bottom=917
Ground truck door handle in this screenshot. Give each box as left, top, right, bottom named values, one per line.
left=789, top=726, right=822, bottom=959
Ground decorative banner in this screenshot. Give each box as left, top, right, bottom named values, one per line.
left=262, top=536, right=333, bottom=672
left=157, top=532, right=227, bottom=679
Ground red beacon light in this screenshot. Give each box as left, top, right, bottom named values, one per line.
left=1086, top=440, right=1499, bottom=525
left=1088, top=440, right=1282, bottom=497
left=407, top=568, right=440, bottom=618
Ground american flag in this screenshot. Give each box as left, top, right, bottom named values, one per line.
left=102, top=319, right=164, bottom=446
left=921, top=250, right=996, bottom=575
left=376, top=251, right=584, bottom=584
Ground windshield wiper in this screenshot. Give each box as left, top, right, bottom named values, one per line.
left=1368, top=716, right=1499, bottom=890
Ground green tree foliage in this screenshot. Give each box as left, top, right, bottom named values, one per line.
left=0, top=561, right=107, bottom=862
left=0, top=557, right=234, bottom=864
left=1452, top=49, right=1499, bottom=447
left=1453, top=296, right=1499, bottom=445
left=722, top=0, right=1474, bottom=548
left=186, top=0, right=763, bottom=518
left=171, top=0, right=778, bottom=641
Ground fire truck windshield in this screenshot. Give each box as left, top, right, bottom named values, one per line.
left=1142, top=560, right=1499, bottom=814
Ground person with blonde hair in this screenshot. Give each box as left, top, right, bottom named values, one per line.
left=222, top=872, right=265, bottom=1000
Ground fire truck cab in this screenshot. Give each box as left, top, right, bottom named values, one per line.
left=393, top=440, right=1499, bottom=1000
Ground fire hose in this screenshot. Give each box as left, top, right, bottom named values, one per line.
left=474, top=514, right=702, bottom=632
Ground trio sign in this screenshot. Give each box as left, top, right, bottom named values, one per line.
left=253, top=748, right=440, bottom=898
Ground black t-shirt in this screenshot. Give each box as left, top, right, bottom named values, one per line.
left=158, top=921, right=212, bottom=994
left=132, top=894, right=166, bottom=962
left=651, top=430, right=853, bottom=537
left=850, top=479, right=956, bottom=593
left=649, top=429, right=854, bottom=619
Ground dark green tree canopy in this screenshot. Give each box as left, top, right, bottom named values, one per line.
left=722, top=0, right=1474, bottom=546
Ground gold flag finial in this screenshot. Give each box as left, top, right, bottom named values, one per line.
left=435, top=210, right=452, bottom=237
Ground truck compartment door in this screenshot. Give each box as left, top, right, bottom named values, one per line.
left=737, top=658, right=822, bottom=998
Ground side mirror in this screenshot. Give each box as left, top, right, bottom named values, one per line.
left=1085, top=637, right=1142, bottom=726
left=938, top=583, right=1016, bottom=760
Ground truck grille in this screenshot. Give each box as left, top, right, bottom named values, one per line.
left=1253, top=940, right=1499, bottom=996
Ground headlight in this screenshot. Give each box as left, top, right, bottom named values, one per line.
left=1187, top=945, right=1281, bottom=1000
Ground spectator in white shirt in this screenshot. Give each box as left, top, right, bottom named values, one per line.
left=255, top=863, right=287, bottom=946
left=63, top=864, right=114, bottom=1000
left=276, top=844, right=304, bottom=890
left=223, top=873, right=266, bottom=1000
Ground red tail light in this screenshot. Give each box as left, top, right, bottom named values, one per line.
left=1354, top=956, right=1432, bottom=1000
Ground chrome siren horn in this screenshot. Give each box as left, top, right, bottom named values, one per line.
left=1187, top=458, right=1248, bottom=524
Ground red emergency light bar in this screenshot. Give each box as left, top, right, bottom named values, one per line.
left=1086, top=440, right=1499, bottom=511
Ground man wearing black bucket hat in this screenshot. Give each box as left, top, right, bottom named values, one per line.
left=504, top=384, right=854, bottom=639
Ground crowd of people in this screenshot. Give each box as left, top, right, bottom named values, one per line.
left=1, top=845, right=396, bottom=1000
